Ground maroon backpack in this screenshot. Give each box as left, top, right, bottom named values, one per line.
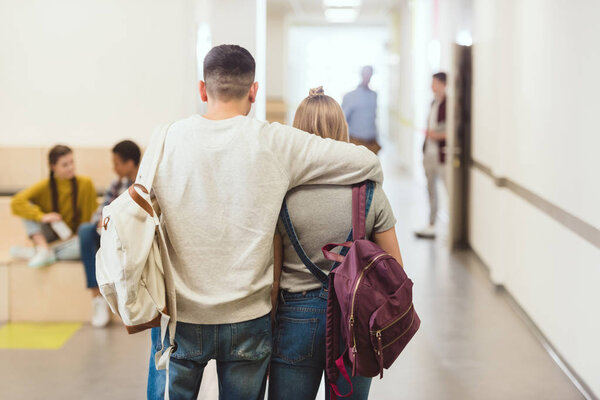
left=322, top=182, right=420, bottom=398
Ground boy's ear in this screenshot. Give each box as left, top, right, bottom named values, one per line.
left=126, top=159, right=136, bottom=170
left=199, top=81, right=208, bottom=102
left=248, top=82, right=259, bottom=104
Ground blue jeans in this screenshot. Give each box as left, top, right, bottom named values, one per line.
left=77, top=223, right=100, bottom=288
left=148, top=314, right=272, bottom=400
left=269, top=288, right=371, bottom=400
left=23, top=219, right=80, bottom=260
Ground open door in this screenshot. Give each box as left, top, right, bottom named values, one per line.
left=447, top=44, right=472, bottom=249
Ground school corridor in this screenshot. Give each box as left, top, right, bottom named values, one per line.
left=1, top=0, right=599, bottom=399
left=0, top=152, right=586, bottom=399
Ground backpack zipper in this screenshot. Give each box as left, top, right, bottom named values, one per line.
left=376, top=331, right=384, bottom=378
left=349, top=253, right=388, bottom=356
left=370, top=303, right=414, bottom=334
left=375, top=311, right=416, bottom=352
left=373, top=312, right=416, bottom=379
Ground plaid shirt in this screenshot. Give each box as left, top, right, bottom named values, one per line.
left=91, top=177, right=132, bottom=224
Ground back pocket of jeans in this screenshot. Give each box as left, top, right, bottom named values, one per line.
left=231, top=315, right=272, bottom=361
left=273, top=317, right=318, bottom=364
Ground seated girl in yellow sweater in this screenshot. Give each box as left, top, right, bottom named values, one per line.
left=10, top=145, right=98, bottom=268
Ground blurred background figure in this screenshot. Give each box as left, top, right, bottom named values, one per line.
left=10, top=146, right=98, bottom=267
left=342, top=65, right=380, bottom=154
left=415, top=72, right=447, bottom=239
left=77, top=140, right=141, bottom=328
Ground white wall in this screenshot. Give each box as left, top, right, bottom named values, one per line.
left=0, top=0, right=203, bottom=148
left=0, top=0, right=268, bottom=147
left=210, top=0, right=266, bottom=120
left=469, top=0, right=600, bottom=395
left=266, top=7, right=285, bottom=100
left=471, top=0, right=600, bottom=228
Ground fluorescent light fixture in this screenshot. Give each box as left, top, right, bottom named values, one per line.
left=456, top=30, right=473, bottom=46
left=323, top=0, right=361, bottom=7
left=325, top=7, right=359, bottom=23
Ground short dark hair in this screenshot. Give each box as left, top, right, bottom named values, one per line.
left=203, top=45, right=255, bottom=100
left=112, top=140, right=141, bottom=166
left=433, top=72, right=447, bottom=84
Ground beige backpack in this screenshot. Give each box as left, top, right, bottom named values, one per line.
left=95, top=124, right=176, bottom=399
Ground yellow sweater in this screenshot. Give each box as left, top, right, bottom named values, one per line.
left=11, top=176, right=98, bottom=232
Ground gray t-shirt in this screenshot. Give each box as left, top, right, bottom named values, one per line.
left=277, top=183, right=397, bottom=293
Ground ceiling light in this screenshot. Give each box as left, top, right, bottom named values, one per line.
left=325, top=7, right=359, bottom=23
left=323, top=0, right=361, bottom=7
left=456, top=30, right=473, bottom=46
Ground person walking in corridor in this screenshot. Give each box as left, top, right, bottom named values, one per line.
left=342, top=66, right=380, bottom=154
left=415, top=72, right=447, bottom=239
left=147, top=45, right=384, bottom=400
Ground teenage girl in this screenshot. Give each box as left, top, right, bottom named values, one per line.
left=11, top=145, right=98, bottom=267
left=269, top=87, right=404, bottom=400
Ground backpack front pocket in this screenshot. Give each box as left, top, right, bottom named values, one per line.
left=368, top=279, right=415, bottom=374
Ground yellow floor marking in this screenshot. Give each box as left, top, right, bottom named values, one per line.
left=0, top=322, right=82, bottom=350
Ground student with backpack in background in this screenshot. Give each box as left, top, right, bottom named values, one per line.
left=268, top=87, right=404, bottom=400
left=144, top=45, right=384, bottom=400
left=10, top=145, right=98, bottom=268
left=78, top=140, right=141, bottom=328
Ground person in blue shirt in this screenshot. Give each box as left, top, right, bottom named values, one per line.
left=342, top=66, right=380, bottom=154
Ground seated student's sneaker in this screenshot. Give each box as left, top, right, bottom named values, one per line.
left=415, top=224, right=436, bottom=239
left=27, top=247, right=57, bottom=268
left=10, top=246, right=36, bottom=260
left=91, top=296, right=111, bottom=328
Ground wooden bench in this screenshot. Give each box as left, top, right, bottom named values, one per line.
left=0, top=197, right=101, bottom=322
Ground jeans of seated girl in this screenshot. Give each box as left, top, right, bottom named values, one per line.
left=23, top=220, right=80, bottom=260
left=269, top=288, right=372, bottom=400
left=147, top=314, right=271, bottom=400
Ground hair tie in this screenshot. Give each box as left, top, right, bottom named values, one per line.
left=308, top=86, right=325, bottom=98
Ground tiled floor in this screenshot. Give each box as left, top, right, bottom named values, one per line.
left=0, top=157, right=585, bottom=399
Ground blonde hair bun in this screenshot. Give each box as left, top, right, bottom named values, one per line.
left=308, top=86, right=325, bottom=98
left=293, top=86, right=349, bottom=143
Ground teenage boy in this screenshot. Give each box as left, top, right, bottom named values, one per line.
left=78, top=140, right=141, bottom=327
left=415, top=72, right=447, bottom=239
left=147, top=45, right=383, bottom=399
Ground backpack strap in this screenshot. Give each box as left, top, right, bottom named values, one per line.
left=130, top=124, right=176, bottom=400
left=323, top=181, right=374, bottom=399
left=280, top=181, right=375, bottom=286
left=136, top=124, right=171, bottom=190
left=128, top=124, right=171, bottom=225
left=325, top=274, right=342, bottom=383
left=280, top=201, right=329, bottom=286
left=323, top=181, right=375, bottom=264
left=352, top=181, right=374, bottom=241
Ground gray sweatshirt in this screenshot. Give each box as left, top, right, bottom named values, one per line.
left=153, top=114, right=382, bottom=324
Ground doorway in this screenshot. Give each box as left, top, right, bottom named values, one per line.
left=447, top=44, right=472, bottom=249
